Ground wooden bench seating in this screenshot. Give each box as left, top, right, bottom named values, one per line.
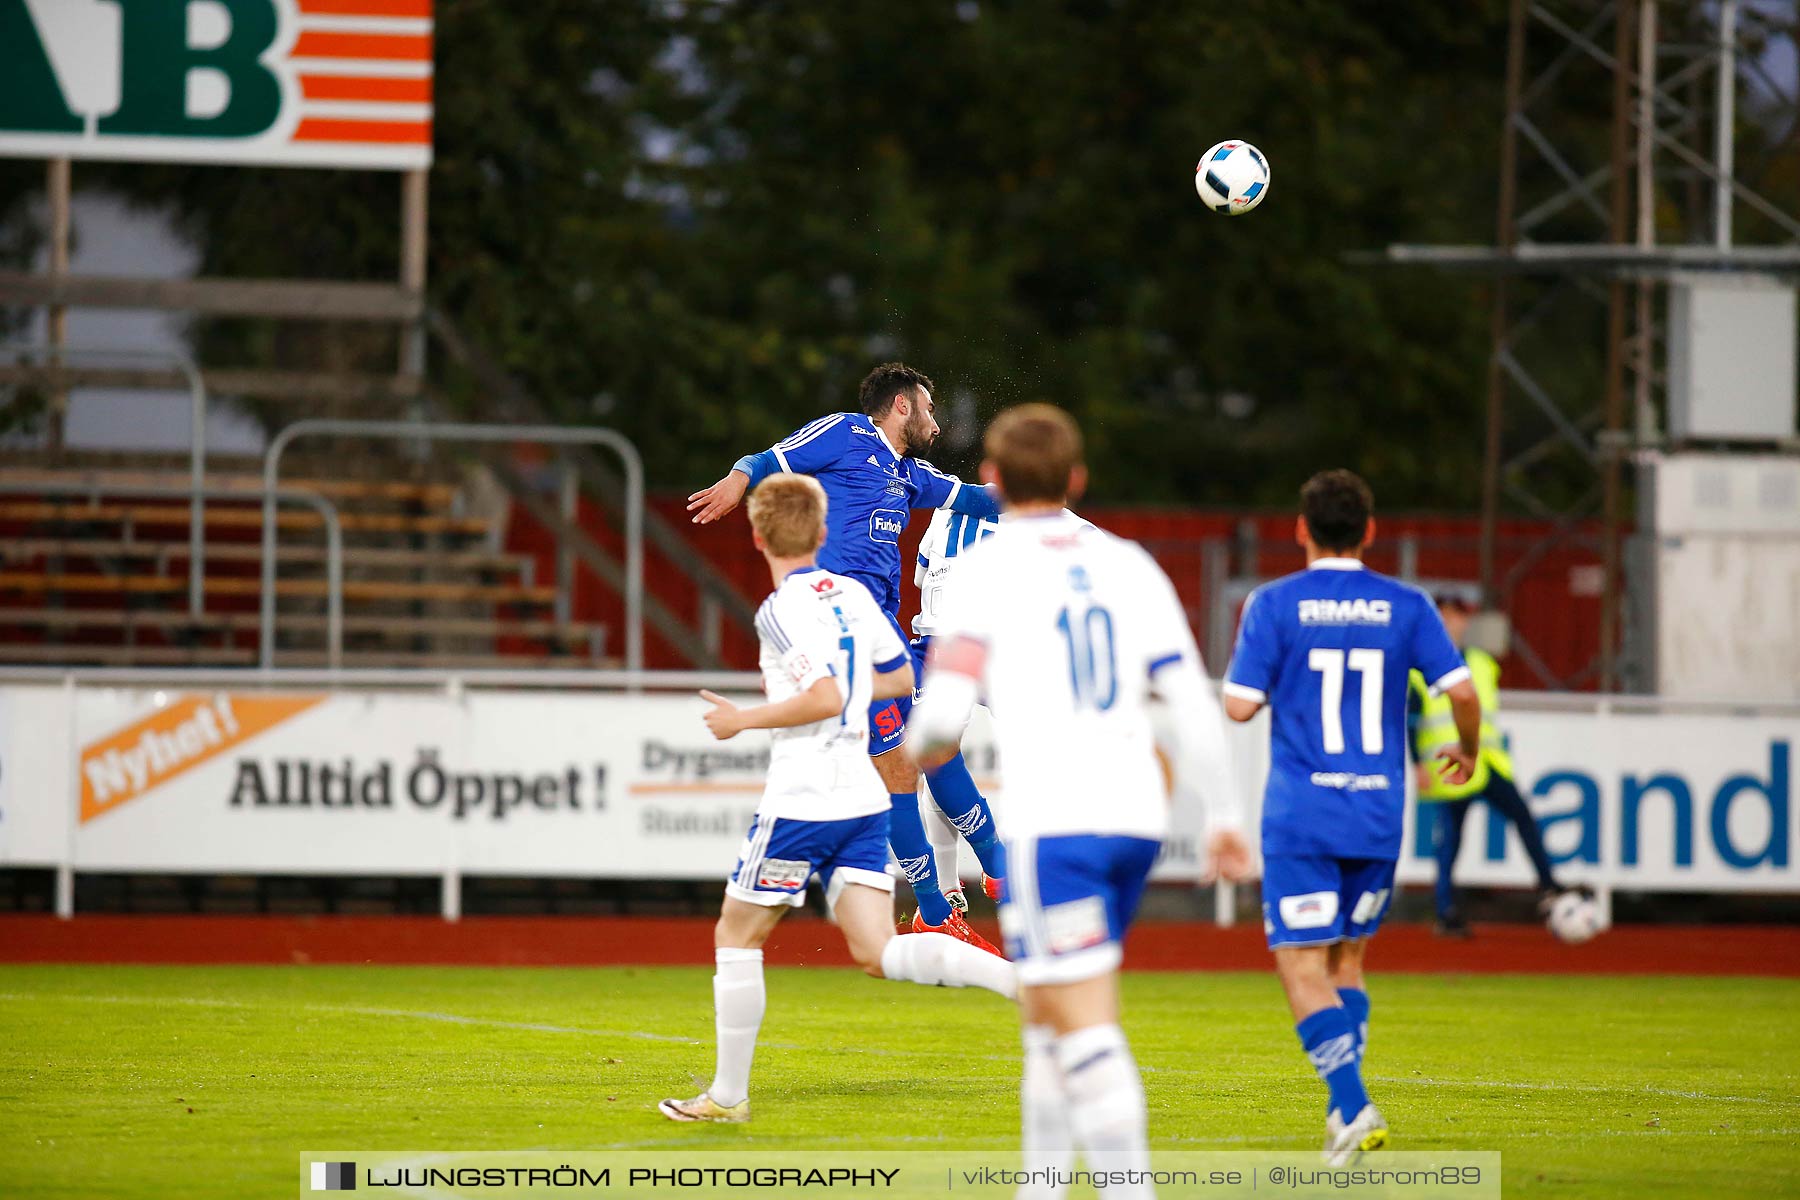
left=0, top=642, right=618, bottom=669
left=0, top=606, right=603, bottom=645
left=0, top=468, right=460, bottom=508
left=0, top=537, right=534, bottom=578
left=0, top=572, right=556, bottom=606
left=0, top=501, right=491, bottom=537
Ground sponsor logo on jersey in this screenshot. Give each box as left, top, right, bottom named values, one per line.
left=869, top=509, right=905, bottom=544
left=1042, top=896, right=1110, bottom=953
left=810, top=576, right=836, bottom=593
left=1297, top=598, right=1392, bottom=626
left=755, top=858, right=811, bottom=891
left=873, top=702, right=904, bottom=738
left=1278, top=890, right=1340, bottom=930
left=1309, top=771, right=1392, bottom=790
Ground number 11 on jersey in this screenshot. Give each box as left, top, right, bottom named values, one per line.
left=1307, top=647, right=1384, bottom=754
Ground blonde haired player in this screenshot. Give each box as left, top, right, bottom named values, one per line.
left=911, top=408, right=1251, bottom=1194
left=660, top=474, right=1017, bottom=1124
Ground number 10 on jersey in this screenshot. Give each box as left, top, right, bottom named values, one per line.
left=1056, top=604, right=1118, bottom=711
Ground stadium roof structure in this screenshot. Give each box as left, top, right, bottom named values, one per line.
left=1362, top=0, right=1798, bottom=694
left=1370, top=243, right=1800, bottom=276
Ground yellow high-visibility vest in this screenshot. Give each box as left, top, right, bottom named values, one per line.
left=1408, top=648, right=1513, bottom=801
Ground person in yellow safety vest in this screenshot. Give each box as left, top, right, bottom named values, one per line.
left=1407, top=594, right=1564, bottom=938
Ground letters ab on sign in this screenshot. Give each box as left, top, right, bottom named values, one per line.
left=0, top=0, right=434, bottom=170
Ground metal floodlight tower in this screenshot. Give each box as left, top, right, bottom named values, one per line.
left=1382, top=0, right=1800, bottom=692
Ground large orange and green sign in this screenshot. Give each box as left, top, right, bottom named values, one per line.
left=0, top=0, right=432, bottom=170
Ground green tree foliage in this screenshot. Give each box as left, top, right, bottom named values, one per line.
left=65, top=1, right=1536, bottom=504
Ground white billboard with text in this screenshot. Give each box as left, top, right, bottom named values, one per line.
left=0, top=685, right=1792, bottom=898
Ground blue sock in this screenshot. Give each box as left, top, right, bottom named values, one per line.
left=922, top=753, right=1007, bottom=879
left=1337, top=987, right=1371, bottom=1062
left=887, top=793, right=951, bottom=926
left=1296, top=1006, right=1370, bottom=1122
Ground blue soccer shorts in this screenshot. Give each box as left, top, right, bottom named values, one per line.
left=999, top=834, right=1161, bottom=985
left=867, top=615, right=918, bottom=757
left=726, top=811, right=894, bottom=910
left=1261, top=855, right=1397, bottom=949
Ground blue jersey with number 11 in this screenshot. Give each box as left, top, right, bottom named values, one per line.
left=1224, top=559, right=1468, bottom=861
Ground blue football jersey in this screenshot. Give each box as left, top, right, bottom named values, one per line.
left=1224, top=558, right=1468, bottom=860
left=747, top=412, right=997, bottom=617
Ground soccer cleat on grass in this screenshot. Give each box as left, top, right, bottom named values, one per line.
left=1324, top=1103, right=1388, bottom=1165
left=658, top=1092, right=750, bottom=1123
left=982, top=874, right=1004, bottom=902
left=910, top=908, right=1006, bottom=958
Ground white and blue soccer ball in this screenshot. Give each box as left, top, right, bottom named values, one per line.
left=1195, top=140, right=1271, bottom=216
left=1547, top=891, right=1606, bottom=945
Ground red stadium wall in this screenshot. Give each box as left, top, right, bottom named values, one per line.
left=506, top=499, right=1606, bottom=688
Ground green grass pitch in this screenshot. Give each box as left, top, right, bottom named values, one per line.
left=2, top=964, right=1795, bottom=1198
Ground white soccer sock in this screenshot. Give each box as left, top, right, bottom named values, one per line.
left=707, top=947, right=765, bottom=1107
left=922, top=788, right=962, bottom=895
left=1055, top=1024, right=1151, bottom=1193
left=878, top=932, right=1018, bottom=1000
left=1021, top=1024, right=1075, bottom=1185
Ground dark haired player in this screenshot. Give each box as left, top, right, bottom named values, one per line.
left=688, top=364, right=1005, bottom=951
left=1223, top=469, right=1482, bottom=1163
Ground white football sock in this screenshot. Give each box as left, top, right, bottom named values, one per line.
left=707, top=947, right=765, bottom=1107
left=1055, top=1023, right=1151, bottom=1194
left=878, top=932, right=1018, bottom=1000
left=922, top=787, right=962, bottom=895
left=1021, top=1024, right=1075, bottom=1188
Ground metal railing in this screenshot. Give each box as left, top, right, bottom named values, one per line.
left=260, top=419, right=645, bottom=672
left=0, top=665, right=760, bottom=691
left=1, top=343, right=208, bottom=617
left=0, top=479, right=344, bottom=668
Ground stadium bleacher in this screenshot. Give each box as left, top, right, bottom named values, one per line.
left=0, top=454, right=613, bottom=668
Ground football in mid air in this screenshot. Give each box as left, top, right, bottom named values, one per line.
left=1195, top=140, right=1270, bottom=216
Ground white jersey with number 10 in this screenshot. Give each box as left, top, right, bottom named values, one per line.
left=930, top=512, right=1204, bottom=841
left=915, top=508, right=1092, bottom=637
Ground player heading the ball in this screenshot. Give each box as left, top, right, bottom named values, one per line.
left=688, top=364, right=1006, bottom=948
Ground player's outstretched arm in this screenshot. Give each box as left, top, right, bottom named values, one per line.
left=688, top=448, right=780, bottom=524
left=870, top=660, right=916, bottom=701
left=699, top=680, right=841, bottom=740
left=910, top=459, right=1002, bottom=519
left=687, top=469, right=751, bottom=524
left=691, top=415, right=859, bottom=523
